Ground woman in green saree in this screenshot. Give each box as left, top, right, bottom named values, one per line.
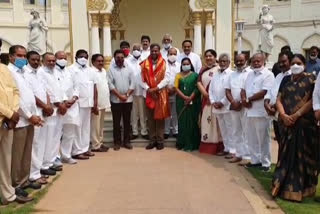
left=272, top=54, right=320, bottom=202
left=174, top=57, right=201, bottom=151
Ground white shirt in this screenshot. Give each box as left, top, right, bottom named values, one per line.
left=69, top=63, right=97, bottom=108
left=160, top=47, right=180, bottom=61
left=167, top=60, right=181, bottom=102
left=209, top=68, right=232, bottom=114
left=243, top=67, right=275, bottom=117
left=92, top=66, right=110, bottom=109
left=178, top=52, right=202, bottom=74
left=140, top=60, right=170, bottom=91
left=8, top=63, right=37, bottom=128
left=313, top=71, right=320, bottom=110
left=225, top=67, right=250, bottom=102
left=141, top=48, right=150, bottom=61
left=127, top=56, right=146, bottom=97
left=265, top=69, right=291, bottom=105
left=108, top=63, right=135, bottom=103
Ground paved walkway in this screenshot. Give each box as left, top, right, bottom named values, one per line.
left=34, top=141, right=281, bottom=214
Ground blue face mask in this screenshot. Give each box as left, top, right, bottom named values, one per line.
left=14, top=58, right=27, bottom=69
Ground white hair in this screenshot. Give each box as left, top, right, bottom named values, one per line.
left=219, top=53, right=231, bottom=61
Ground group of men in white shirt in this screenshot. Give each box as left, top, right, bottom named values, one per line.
left=1, top=45, right=113, bottom=204
left=208, top=51, right=296, bottom=172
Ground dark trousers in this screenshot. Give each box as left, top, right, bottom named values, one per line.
left=111, top=102, right=132, bottom=145
left=11, top=125, right=34, bottom=188
left=146, top=108, right=165, bottom=143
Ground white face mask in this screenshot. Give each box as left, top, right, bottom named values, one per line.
left=163, top=43, right=171, bottom=49
left=77, top=57, right=88, bottom=66
left=251, top=66, right=264, bottom=73
left=310, top=55, right=318, bottom=60
left=132, top=50, right=141, bottom=58
left=182, top=65, right=191, bottom=72
left=56, top=59, right=67, bottom=68
left=291, top=64, right=304, bottom=75
left=168, top=55, right=177, bottom=63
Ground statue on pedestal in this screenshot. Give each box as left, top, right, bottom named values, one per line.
left=27, top=10, right=48, bottom=55
left=257, top=5, right=275, bottom=60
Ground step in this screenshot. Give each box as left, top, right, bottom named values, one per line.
left=103, top=137, right=177, bottom=148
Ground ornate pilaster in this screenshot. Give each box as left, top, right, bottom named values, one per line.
left=102, top=13, right=112, bottom=69
left=205, top=11, right=214, bottom=50
left=90, top=13, right=100, bottom=54
left=192, top=12, right=202, bottom=55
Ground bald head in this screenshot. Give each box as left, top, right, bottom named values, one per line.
left=132, top=43, right=141, bottom=51
left=251, top=53, right=265, bottom=69
left=235, top=54, right=247, bottom=70
left=55, top=51, right=67, bottom=60
left=162, top=34, right=173, bottom=49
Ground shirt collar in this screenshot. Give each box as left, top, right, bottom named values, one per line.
left=43, top=66, right=54, bottom=73
left=112, top=63, right=126, bottom=69
left=8, top=63, right=24, bottom=74
left=75, top=62, right=87, bottom=69
left=26, top=64, right=38, bottom=73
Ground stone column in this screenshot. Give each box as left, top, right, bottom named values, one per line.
left=90, top=13, right=100, bottom=54
left=205, top=11, right=214, bottom=51
left=102, top=13, right=112, bottom=68
left=193, top=12, right=202, bottom=56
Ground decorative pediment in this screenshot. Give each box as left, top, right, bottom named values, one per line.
left=189, top=0, right=216, bottom=11
left=87, top=0, right=114, bottom=13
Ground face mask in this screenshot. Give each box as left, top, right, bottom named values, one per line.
left=310, top=55, right=318, bottom=60
left=251, top=66, right=264, bottom=73
left=123, top=49, right=130, bottom=57
left=77, top=57, right=88, bottom=66
left=14, top=58, right=27, bottom=69
left=291, top=64, right=304, bottom=75
left=163, top=43, right=171, bottom=49
left=168, top=55, right=177, bottom=63
left=56, top=59, right=67, bottom=68
left=132, top=50, right=141, bottom=58
left=182, top=65, right=191, bottom=72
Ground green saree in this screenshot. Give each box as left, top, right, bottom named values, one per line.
left=175, top=72, right=201, bottom=151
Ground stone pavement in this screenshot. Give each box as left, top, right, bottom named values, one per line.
left=34, top=141, right=282, bottom=214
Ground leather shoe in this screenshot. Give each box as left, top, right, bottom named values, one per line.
left=23, top=181, right=42, bottom=190
left=156, top=142, right=164, bottom=150
left=114, top=143, right=121, bottom=151
left=131, top=135, right=138, bottom=140
left=164, top=134, right=169, bottom=139
left=123, top=143, right=133, bottom=150
left=40, top=169, right=56, bottom=176
left=50, top=165, right=63, bottom=172
left=72, top=154, right=89, bottom=160
left=15, top=195, right=33, bottom=204
left=15, top=188, right=28, bottom=197
left=83, top=151, right=95, bottom=157
left=92, top=145, right=109, bottom=152
left=146, top=142, right=156, bottom=150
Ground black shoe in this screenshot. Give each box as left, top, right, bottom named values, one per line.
left=142, top=135, right=149, bottom=140
left=156, top=142, right=164, bottom=150
left=260, top=166, right=271, bottom=172
left=173, top=134, right=178, bottom=138
left=15, top=188, right=28, bottom=197
left=123, top=143, right=133, bottom=150
left=164, top=134, right=169, bottom=139
left=24, top=181, right=42, bottom=190
left=15, top=195, right=33, bottom=204
left=114, top=143, right=121, bottom=151
left=50, top=166, right=63, bottom=172
left=40, top=169, right=57, bottom=176
left=146, top=142, right=156, bottom=150
left=131, top=135, right=138, bottom=140
left=244, top=163, right=262, bottom=169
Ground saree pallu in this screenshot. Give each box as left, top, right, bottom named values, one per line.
left=141, top=56, right=170, bottom=120
left=272, top=73, right=320, bottom=202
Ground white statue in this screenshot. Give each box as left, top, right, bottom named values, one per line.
left=27, top=10, right=48, bottom=54
left=257, top=5, right=275, bottom=60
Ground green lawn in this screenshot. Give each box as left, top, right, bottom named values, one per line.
left=0, top=175, right=59, bottom=214
left=247, top=165, right=320, bottom=214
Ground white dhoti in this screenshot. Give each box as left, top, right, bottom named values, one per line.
left=60, top=124, right=78, bottom=159
left=131, top=96, right=148, bottom=136
left=230, top=110, right=250, bottom=160
left=216, top=113, right=234, bottom=153
left=29, top=116, right=56, bottom=181
left=246, top=117, right=271, bottom=167
left=51, top=115, right=63, bottom=162
left=90, top=109, right=105, bottom=150
left=72, top=107, right=91, bottom=156
left=165, top=98, right=178, bottom=135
